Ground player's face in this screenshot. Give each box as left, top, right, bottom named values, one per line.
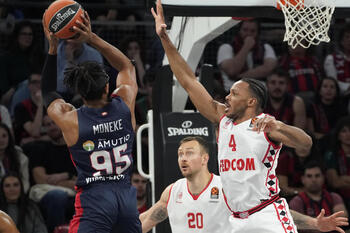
left=319, top=79, right=337, bottom=102
left=266, top=75, right=288, bottom=100
left=2, top=176, right=21, bottom=203
left=225, top=81, right=251, bottom=120
left=338, top=126, right=350, bottom=147
left=43, top=116, right=63, bottom=140
left=239, top=21, right=258, bottom=39
left=131, top=174, right=148, bottom=199
left=0, top=127, right=9, bottom=151
left=302, top=167, right=324, bottom=194
left=178, top=141, right=204, bottom=178
left=17, top=26, right=33, bottom=49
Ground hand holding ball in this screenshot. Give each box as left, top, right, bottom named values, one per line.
left=44, top=0, right=84, bottom=39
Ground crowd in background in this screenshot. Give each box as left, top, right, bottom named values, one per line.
left=0, top=1, right=350, bottom=232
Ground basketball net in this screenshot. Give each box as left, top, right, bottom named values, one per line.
left=277, top=0, right=335, bottom=48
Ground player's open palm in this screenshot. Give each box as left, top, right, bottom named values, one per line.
left=151, top=0, right=167, bottom=38
left=316, top=209, right=348, bottom=233
left=253, top=115, right=281, bottom=133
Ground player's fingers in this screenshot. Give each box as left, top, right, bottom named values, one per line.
left=335, top=226, right=345, bottom=233
left=318, top=209, right=325, bottom=218
left=75, top=20, right=87, bottom=32
left=157, top=0, right=164, bottom=15
left=85, top=10, right=91, bottom=22
left=161, top=24, right=167, bottom=29
left=332, top=211, right=345, bottom=217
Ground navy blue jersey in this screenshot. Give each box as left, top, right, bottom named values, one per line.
left=69, top=96, right=134, bottom=187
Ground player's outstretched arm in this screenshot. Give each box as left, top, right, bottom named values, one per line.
left=253, top=115, right=312, bottom=152
left=140, top=184, right=171, bottom=233
left=151, top=0, right=225, bottom=124
left=72, top=11, right=138, bottom=130
left=290, top=209, right=348, bottom=233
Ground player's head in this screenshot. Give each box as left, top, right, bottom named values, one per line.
left=225, top=79, right=267, bottom=120
left=64, top=61, right=110, bottom=102
left=301, top=161, right=324, bottom=194
left=266, top=68, right=289, bottom=101
left=178, top=136, right=210, bottom=179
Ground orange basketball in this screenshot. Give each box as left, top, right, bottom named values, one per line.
left=44, top=0, right=84, bottom=39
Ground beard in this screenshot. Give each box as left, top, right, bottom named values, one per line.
left=226, top=105, right=247, bottom=122
left=270, top=92, right=285, bottom=102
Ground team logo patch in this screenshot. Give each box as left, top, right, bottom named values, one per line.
left=176, top=191, right=183, bottom=203
left=210, top=187, right=219, bottom=199
left=249, top=117, right=258, bottom=128
left=83, top=140, right=95, bottom=151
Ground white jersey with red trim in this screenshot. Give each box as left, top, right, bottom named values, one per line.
left=167, top=174, right=231, bottom=233
left=217, top=113, right=282, bottom=212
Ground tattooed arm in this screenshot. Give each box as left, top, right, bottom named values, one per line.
left=140, top=184, right=172, bottom=233
left=291, top=209, right=348, bottom=233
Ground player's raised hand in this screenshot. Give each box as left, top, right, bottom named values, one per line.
left=69, top=11, right=93, bottom=44
left=316, top=209, right=348, bottom=233
left=252, top=115, right=281, bottom=133
left=151, top=0, right=167, bottom=38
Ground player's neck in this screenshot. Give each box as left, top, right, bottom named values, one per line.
left=85, top=99, right=109, bottom=108
left=234, top=111, right=259, bottom=125
left=187, top=170, right=212, bottom=195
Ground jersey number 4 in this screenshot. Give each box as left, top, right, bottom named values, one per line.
left=188, top=212, right=203, bottom=229
left=90, top=143, right=131, bottom=176
left=229, top=134, right=236, bottom=151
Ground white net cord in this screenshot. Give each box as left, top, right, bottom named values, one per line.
left=277, top=0, right=335, bottom=48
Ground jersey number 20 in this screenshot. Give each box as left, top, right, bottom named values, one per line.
left=188, top=212, right=203, bottom=229
left=90, top=143, right=131, bottom=176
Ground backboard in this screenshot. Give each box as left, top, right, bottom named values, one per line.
left=162, top=0, right=350, bottom=17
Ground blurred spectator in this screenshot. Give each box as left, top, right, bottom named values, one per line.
left=280, top=45, right=323, bottom=100
left=135, top=70, right=154, bottom=126
left=277, top=147, right=314, bottom=200
left=324, top=23, right=350, bottom=94
left=0, top=124, right=29, bottom=193
left=289, top=161, right=347, bottom=233
left=265, top=68, right=307, bottom=129
left=217, top=19, right=277, bottom=92
left=324, top=116, right=350, bottom=211
left=0, top=106, right=12, bottom=133
left=0, top=173, right=47, bottom=233
left=0, top=20, right=44, bottom=107
left=131, top=170, right=149, bottom=214
left=57, top=40, right=103, bottom=100
left=28, top=116, right=76, bottom=233
left=307, top=77, right=348, bottom=140
left=121, top=37, right=148, bottom=94
left=14, top=73, right=49, bottom=145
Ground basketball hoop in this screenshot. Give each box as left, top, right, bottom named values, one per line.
left=277, top=0, right=335, bottom=48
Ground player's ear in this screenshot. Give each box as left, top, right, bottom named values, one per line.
left=202, top=153, right=209, bottom=165
left=247, top=97, right=257, bottom=107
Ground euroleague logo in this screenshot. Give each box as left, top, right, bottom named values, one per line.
left=49, top=3, right=80, bottom=33
left=210, top=187, right=219, bottom=199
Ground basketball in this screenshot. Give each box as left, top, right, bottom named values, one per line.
left=44, top=0, right=84, bottom=39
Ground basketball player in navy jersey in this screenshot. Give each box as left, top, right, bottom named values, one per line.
left=41, top=11, right=141, bottom=233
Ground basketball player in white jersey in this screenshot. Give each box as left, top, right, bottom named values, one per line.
left=140, top=137, right=347, bottom=233
left=141, top=136, right=230, bottom=233
left=151, top=1, right=348, bottom=232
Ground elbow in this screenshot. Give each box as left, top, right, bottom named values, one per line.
left=301, top=134, right=312, bottom=152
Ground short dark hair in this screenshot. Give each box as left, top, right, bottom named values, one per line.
left=303, top=160, right=324, bottom=175
left=241, top=78, right=267, bottom=111
left=267, top=68, right=290, bottom=81
left=63, top=61, right=109, bottom=101
left=179, top=136, right=209, bottom=155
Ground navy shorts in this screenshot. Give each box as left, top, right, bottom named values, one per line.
left=69, top=182, right=141, bottom=233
